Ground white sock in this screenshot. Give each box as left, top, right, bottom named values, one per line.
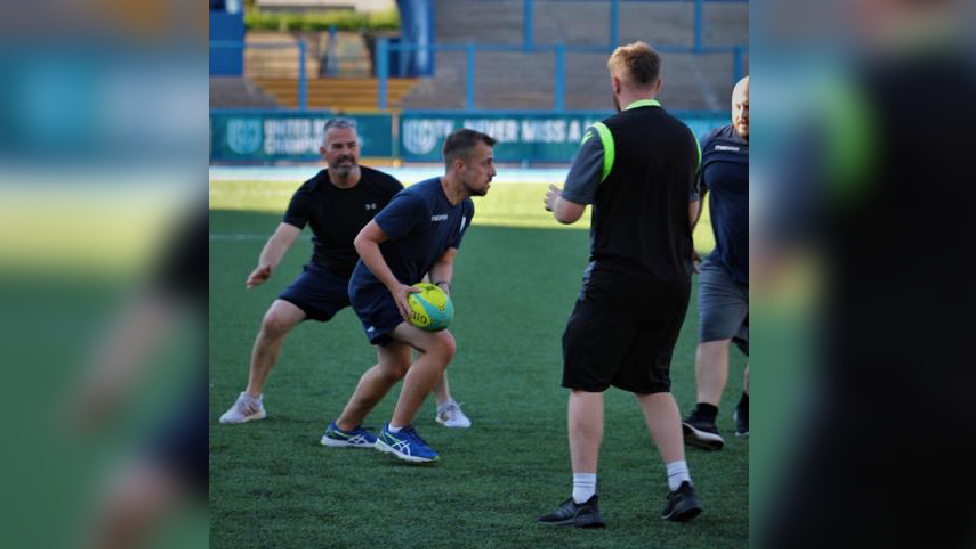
left=436, top=400, right=456, bottom=413
left=572, top=473, right=597, bottom=504
left=666, top=461, right=691, bottom=492
left=387, top=423, right=403, bottom=433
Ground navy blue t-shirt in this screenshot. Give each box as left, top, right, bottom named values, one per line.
left=349, top=177, right=474, bottom=289
left=698, top=124, right=749, bottom=284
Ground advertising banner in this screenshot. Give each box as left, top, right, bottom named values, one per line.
left=210, top=111, right=394, bottom=162
left=400, top=112, right=729, bottom=163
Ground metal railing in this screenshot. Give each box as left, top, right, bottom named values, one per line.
left=211, top=40, right=308, bottom=109
left=377, top=39, right=747, bottom=111
left=209, top=0, right=747, bottom=111
left=212, top=38, right=746, bottom=112
left=520, top=0, right=747, bottom=54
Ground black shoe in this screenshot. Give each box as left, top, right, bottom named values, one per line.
left=733, top=397, right=749, bottom=437
left=661, top=481, right=703, bottom=522
left=683, top=409, right=725, bottom=450
left=538, top=495, right=606, bottom=528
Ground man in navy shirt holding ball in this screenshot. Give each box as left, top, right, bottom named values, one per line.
left=325, top=129, right=496, bottom=463
left=219, top=119, right=472, bottom=432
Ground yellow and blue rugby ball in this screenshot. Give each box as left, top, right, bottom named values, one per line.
left=407, top=283, right=454, bottom=332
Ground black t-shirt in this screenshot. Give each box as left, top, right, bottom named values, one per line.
left=698, top=124, right=749, bottom=284
left=283, top=166, right=403, bottom=277
left=761, top=48, right=976, bottom=549
left=563, top=101, right=699, bottom=316
left=155, top=203, right=207, bottom=307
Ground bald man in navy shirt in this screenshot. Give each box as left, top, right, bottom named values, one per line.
left=683, top=76, right=750, bottom=450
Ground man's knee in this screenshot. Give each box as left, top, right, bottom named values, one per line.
left=103, top=464, right=178, bottom=532
left=696, top=339, right=730, bottom=363
left=261, top=308, right=298, bottom=337
left=378, top=361, right=409, bottom=382
left=378, top=345, right=411, bottom=380
left=430, top=331, right=457, bottom=361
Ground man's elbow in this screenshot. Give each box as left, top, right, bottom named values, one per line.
left=688, top=201, right=702, bottom=228
left=430, top=260, right=450, bottom=275
left=554, top=205, right=583, bottom=225
left=554, top=211, right=578, bottom=225
left=353, top=232, right=370, bottom=254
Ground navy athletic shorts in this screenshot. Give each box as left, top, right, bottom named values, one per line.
left=348, top=280, right=403, bottom=346
left=145, top=380, right=207, bottom=496
left=278, top=263, right=352, bottom=322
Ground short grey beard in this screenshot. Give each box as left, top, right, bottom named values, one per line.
left=332, top=164, right=355, bottom=178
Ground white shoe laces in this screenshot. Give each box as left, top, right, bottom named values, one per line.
left=236, top=393, right=262, bottom=415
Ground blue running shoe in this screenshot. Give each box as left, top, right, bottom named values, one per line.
left=375, top=424, right=439, bottom=463
left=320, top=421, right=377, bottom=448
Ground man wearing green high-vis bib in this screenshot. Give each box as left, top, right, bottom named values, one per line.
left=539, top=41, right=704, bottom=528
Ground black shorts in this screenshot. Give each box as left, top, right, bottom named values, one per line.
left=278, top=263, right=351, bottom=322
left=145, top=384, right=207, bottom=497
left=562, top=298, right=686, bottom=394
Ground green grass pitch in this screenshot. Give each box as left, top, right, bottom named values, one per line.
left=209, top=208, right=747, bottom=549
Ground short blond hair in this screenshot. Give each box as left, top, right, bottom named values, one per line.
left=607, top=41, right=661, bottom=88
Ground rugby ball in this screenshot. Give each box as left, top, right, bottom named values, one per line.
left=407, top=283, right=453, bottom=332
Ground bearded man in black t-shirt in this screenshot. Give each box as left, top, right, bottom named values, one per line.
left=218, top=120, right=471, bottom=433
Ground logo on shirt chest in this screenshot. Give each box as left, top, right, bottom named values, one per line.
left=714, top=145, right=741, bottom=152
left=365, top=203, right=378, bottom=211
left=431, top=213, right=448, bottom=222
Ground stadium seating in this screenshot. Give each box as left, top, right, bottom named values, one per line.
left=252, top=77, right=419, bottom=110
left=401, top=0, right=747, bottom=110
left=209, top=0, right=747, bottom=111
left=212, top=28, right=421, bottom=110
left=210, top=77, right=281, bottom=108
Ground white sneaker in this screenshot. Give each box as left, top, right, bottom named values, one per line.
left=435, top=400, right=471, bottom=428
left=218, top=392, right=266, bottom=424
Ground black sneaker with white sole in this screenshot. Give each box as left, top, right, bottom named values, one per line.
left=661, top=481, right=703, bottom=522
left=538, top=495, right=606, bottom=528
left=683, top=414, right=726, bottom=450
left=734, top=397, right=749, bottom=437
left=733, top=408, right=749, bottom=438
